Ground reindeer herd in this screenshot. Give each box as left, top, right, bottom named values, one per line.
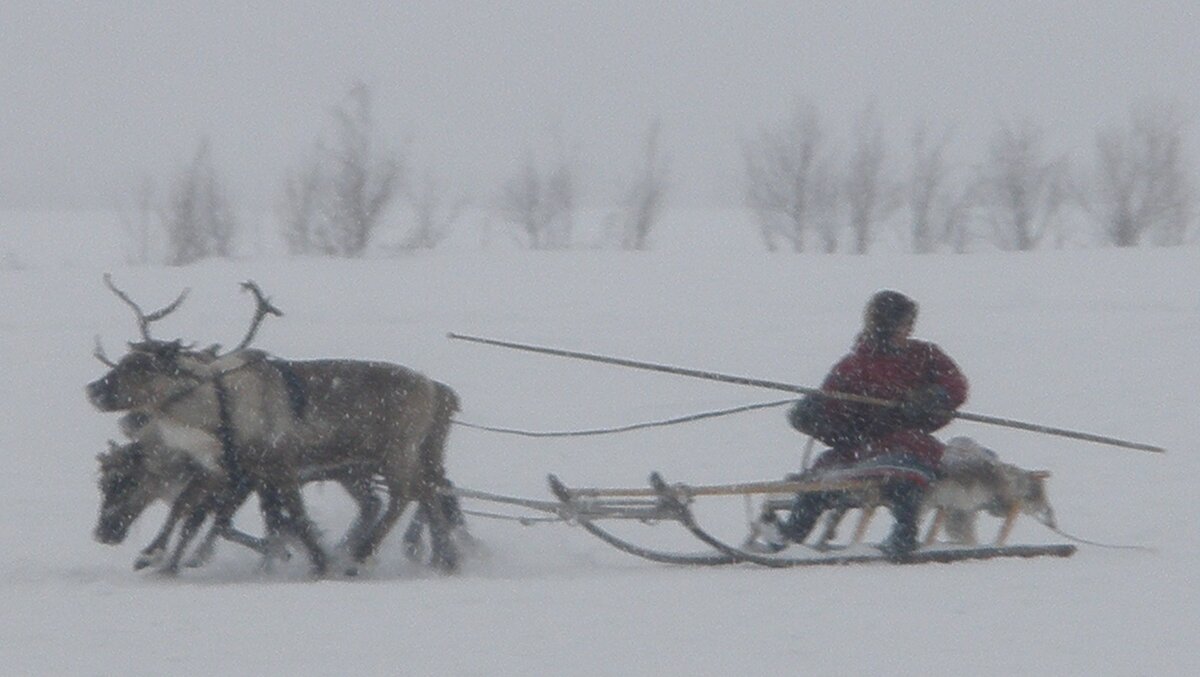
left=88, top=276, right=463, bottom=577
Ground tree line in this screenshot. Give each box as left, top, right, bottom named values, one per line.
left=119, top=85, right=1193, bottom=265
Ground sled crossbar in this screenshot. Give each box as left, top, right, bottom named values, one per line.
left=563, top=477, right=878, bottom=499
left=446, top=484, right=677, bottom=521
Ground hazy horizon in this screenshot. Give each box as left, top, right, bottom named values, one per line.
left=3, top=2, right=1197, bottom=210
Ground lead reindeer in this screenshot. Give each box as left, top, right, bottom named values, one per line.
left=87, top=276, right=461, bottom=575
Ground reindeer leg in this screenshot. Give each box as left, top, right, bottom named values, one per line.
left=923, top=508, right=946, bottom=547
left=942, top=509, right=977, bottom=544
left=401, top=503, right=427, bottom=562
left=138, top=477, right=206, bottom=572
left=339, top=475, right=383, bottom=555
left=268, top=480, right=327, bottom=576
left=135, top=498, right=189, bottom=570
left=163, top=501, right=211, bottom=574
left=349, top=487, right=410, bottom=572
left=996, top=505, right=1020, bottom=546
left=852, top=506, right=877, bottom=545
left=442, top=492, right=478, bottom=550
left=815, top=507, right=847, bottom=550
left=421, top=482, right=459, bottom=574
left=188, top=480, right=264, bottom=567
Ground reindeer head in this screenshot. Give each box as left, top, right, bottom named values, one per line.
left=1021, top=470, right=1057, bottom=530
left=86, top=275, right=282, bottom=412
left=86, top=339, right=210, bottom=412
left=94, top=441, right=155, bottom=544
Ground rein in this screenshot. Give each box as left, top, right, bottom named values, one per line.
left=451, top=398, right=798, bottom=438
left=212, top=375, right=249, bottom=494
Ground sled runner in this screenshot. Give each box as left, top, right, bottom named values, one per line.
left=447, top=473, right=1076, bottom=568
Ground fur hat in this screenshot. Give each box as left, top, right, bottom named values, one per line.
left=863, top=290, right=918, bottom=341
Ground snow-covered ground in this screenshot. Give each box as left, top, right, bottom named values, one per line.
left=1, top=215, right=1196, bottom=675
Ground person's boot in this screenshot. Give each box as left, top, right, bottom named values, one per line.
left=753, top=490, right=843, bottom=552
left=744, top=510, right=789, bottom=553
left=879, top=481, right=923, bottom=558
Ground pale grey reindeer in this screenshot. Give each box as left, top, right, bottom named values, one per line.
left=87, top=276, right=462, bottom=575
left=775, top=436, right=1056, bottom=549
left=93, top=424, right=387, bottom=572
left=921, top=436, right=1056, bottom=546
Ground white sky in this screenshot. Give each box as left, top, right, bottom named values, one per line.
left=2, top=1, right=1196, bottom=209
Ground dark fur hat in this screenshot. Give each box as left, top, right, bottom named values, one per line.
left=863, top=290, right=918, bottom=340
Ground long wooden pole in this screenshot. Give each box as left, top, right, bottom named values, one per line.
left=448, top=332, right=1165, bottom=454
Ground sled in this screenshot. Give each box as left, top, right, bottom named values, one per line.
left=447, top=473, right=1077, bottom=568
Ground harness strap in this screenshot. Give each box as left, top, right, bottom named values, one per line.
left=213, top=376, right=251, bottom=496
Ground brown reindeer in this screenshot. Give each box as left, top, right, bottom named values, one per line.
left=87, top=276, right=462, bottom=575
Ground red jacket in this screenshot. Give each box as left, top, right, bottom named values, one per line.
left=801, top=335, right=968, bottom=468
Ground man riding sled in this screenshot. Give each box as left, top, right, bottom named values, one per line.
left=756, top=289, right=969, bottom=556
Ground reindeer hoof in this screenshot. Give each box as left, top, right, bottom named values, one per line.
left=432, top=552, right=459, bottom=575
left=403, top=539, right=425, bottom=562
left=134, top=549, right=164, bottom=570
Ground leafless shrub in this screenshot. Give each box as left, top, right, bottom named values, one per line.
left=615, top=120, right=669, bottom=251
left=117, top=177, right=158, bottom=265
left=1082, top=104, right=1193, bottom=247
left=975, top=120, right=1066, bottom=251
left=400, top=169, right=466, bottom=250
left=164, top=138, right=239, bottom=266
left=843, top=105, right=898, bottom=254
left=810, top=169, right=841, bottom=254
left=905, top=123, right=977, bottom=254
left=498, top=145, right=577, bottom=250
left=280, top=82, right=403, bottom=257
left=743, top=102, right=830, bottom=252
left=280, top=145, right=327, bottom=256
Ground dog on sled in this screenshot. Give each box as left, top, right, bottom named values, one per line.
left=752, top=436, right=1056, bottom=549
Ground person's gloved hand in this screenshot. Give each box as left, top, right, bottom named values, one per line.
left=898, top=385, right=951, bottom=426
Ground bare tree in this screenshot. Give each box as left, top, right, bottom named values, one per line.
left=498, top=146, right=577, bottom=250
left=810, top=167, right=841, bottom=254
left=975, top=120, right=1066, bottom=251
left=1082, top=105, right=1193, bottom=247
left=118, top=177, right=158, bottom=265
left=743, top=102, right=828, bottom=252
left=164, top=138, right=239, bottom=266
left=843, top=105, right=898, bottom=254
left=905, top=123, right=978, bottom=254
left=280, top=145, right=328, bottom=256
left=280, top=82, right=403, bottom=257
left=940, top=181, right=978, bottom=254
left=327, top=83, right=402, bottom=256
left=613, top=120, right=669, bottom=251
left=401, top=169, right=465, bottom=250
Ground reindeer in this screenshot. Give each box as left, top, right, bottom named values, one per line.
left=920, top=436, right=1056, bottom=546
left=759, top=437, right=1056, bottom=550
left=94, top=427, right=387, bottom=572
left=87, top=276, right=462, bottom=575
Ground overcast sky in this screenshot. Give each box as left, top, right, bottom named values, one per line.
left=2, top=1, right=1196, bottom=210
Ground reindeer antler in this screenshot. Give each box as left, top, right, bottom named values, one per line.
left=93, top=335, right=117, bottom=367
left=231, top=280, right=283, bottom=352
left=103, top=273, right=190, bottom=341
